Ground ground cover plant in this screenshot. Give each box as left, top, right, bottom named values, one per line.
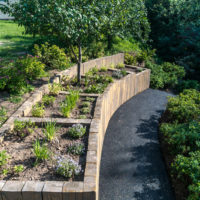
left=0, top=121, right=88, bottom=181
left=160, top=89, right=200, bottom=200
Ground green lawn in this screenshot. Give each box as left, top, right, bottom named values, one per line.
left=0, top=20, right=37, bottom=62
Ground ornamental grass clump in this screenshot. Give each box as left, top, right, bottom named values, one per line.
left=43, top=121, right=58, bottom=142
left=60, top=91, right=79, bottom=117
left=55, top=156, right=81, bottom=178
left=68, top=124, right=86, bottom=138
left=33, top=140, right=50, bottom=164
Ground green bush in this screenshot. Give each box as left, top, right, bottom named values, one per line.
left=176, top=80, right=200, bottom=93
left=32, top=103, right=45, bottom=118
left=172, top=151, right=200, bottom=200
left=33, top=43, right=71, bottom=70
left=0, top=56, right=45, bottom=93
left=145, top=61, right=185, bottom=89
left=160, top=121, right=200, bottom=154
left=166, top=89, right=200, bottom=123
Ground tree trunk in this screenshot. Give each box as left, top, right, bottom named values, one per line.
left=107, top=34, right=113, bottom=50
left=77, top=45, right=82, bottom=83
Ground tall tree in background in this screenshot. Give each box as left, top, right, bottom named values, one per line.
left=2, top=0, right=150, bottom=81
left=146, top=0, right=200, bottom=79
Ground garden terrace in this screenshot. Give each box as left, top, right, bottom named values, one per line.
left=0, top=53, right=150, bottom=200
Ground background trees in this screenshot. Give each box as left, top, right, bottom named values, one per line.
left=2, top=0, right=150, bottom=81
left=146, top=0, right=200, bottom=80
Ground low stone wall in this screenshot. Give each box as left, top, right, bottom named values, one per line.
left=86, top=69, right=150, bottom=199
left=0, top=53, right=150, bottom=200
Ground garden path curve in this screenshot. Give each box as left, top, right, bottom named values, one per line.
left=99, top=89, right=175, bottom=200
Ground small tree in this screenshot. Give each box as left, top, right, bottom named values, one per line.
left=3, top=0, right=109, bottom=82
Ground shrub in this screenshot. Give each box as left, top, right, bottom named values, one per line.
left=43, top=121, right=58, bottom=142
left=99, top=66, right=108, bottom=72
left=0, top=56, right=45, bottom=93
left=124, top=53, right=137, bottom=65
left=166, top=89, right=200, bottom=123
left=68, top=124, right=86, bottom=138
left=55, top=156, right=81, bottom=178
left=42, top=95, right=56, bottom=106
left=160, top=121, right=200, bottom=154
left=145, top=61, right=185, bottom=89
left=33, top=140, right=49, bottom=164
left=67, top=143, right=85, bottom=155
left=32, top=103, right=45, bottom=118
left=33, top=43, right=71, bottom=70
left=176, top=80, right=200, bottom=93
left=172, top=151, right=200, bottom=200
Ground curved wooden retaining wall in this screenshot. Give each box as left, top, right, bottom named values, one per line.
left=0, top=53, right=150, bottom=200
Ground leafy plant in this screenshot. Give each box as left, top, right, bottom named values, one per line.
left=82, top=102, right=90, bottom=108
left=32, top=103, right=45, bottom=118
left=160, top=121, right=200, bottom=154
left=33, top=140, right=49, bottom=164
left=33, top=43, right=71, bottom=70
left=55, top=156, right=81, bottom=178
left=49, top=83, right=62, bottom=96
left=42, top=95, right=56, bottom=106
left=0, top=150, right=10, bottom=168
left=14, top=120, right=35, bottom=138
left=81, top=107, right=90, bottom=114
left=176, top=80, right=200, bottom=93
left=172, top=151, right=200, bottom=200
left=116, top=63, right=125, bottom=69
left=79, top=115, right=87, bottom=119
left=14, top=165, right=24, bottom=174
left=166, top=89, right=200, bottom=123
left=85, top=97, right=95, bottom=102
left=2, top=169, right=9, bottom=176
left=68, top=124, right=86, bottom=139
left=112, top=70, right=127, bottom=79
left=43, top=121, right=58, bottom=142
left=99, top=66, right=108, bottom=72
left=67, top=143, right=85, bottom=155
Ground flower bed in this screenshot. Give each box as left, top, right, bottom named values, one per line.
left=0, top=53, right=150, bottom=200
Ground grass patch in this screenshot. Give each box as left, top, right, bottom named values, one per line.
left=0, top=20, right=38, bottom=62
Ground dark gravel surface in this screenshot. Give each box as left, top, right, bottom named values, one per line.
left=100, top=89, right=175, bottom=200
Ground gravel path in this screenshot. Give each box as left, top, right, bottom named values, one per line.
left=100, top=89, right=175, bottom=200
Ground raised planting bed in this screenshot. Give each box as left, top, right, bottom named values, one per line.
left=0, top=53, right=150, bottom=200
left=27, top=92, right=97, bottom=119
left=0, top=120, right=89, bottom=182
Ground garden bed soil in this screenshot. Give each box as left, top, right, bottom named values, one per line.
left=29, top=94, right=96, bottom=119
left=159, top=112, right=188, bottom=200
left=0, top=76, right=50, bottom=127
left=0, top=125, right=88, bottom=181
left=62, top=68, right=131, bottom=93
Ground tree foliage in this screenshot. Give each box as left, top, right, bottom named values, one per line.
left=146, top=0, right=200, bottom=80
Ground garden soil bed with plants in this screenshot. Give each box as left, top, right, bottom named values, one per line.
left=0, top=122, right=89, bottom=182
left=28, top=94, right=97, bottom=119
